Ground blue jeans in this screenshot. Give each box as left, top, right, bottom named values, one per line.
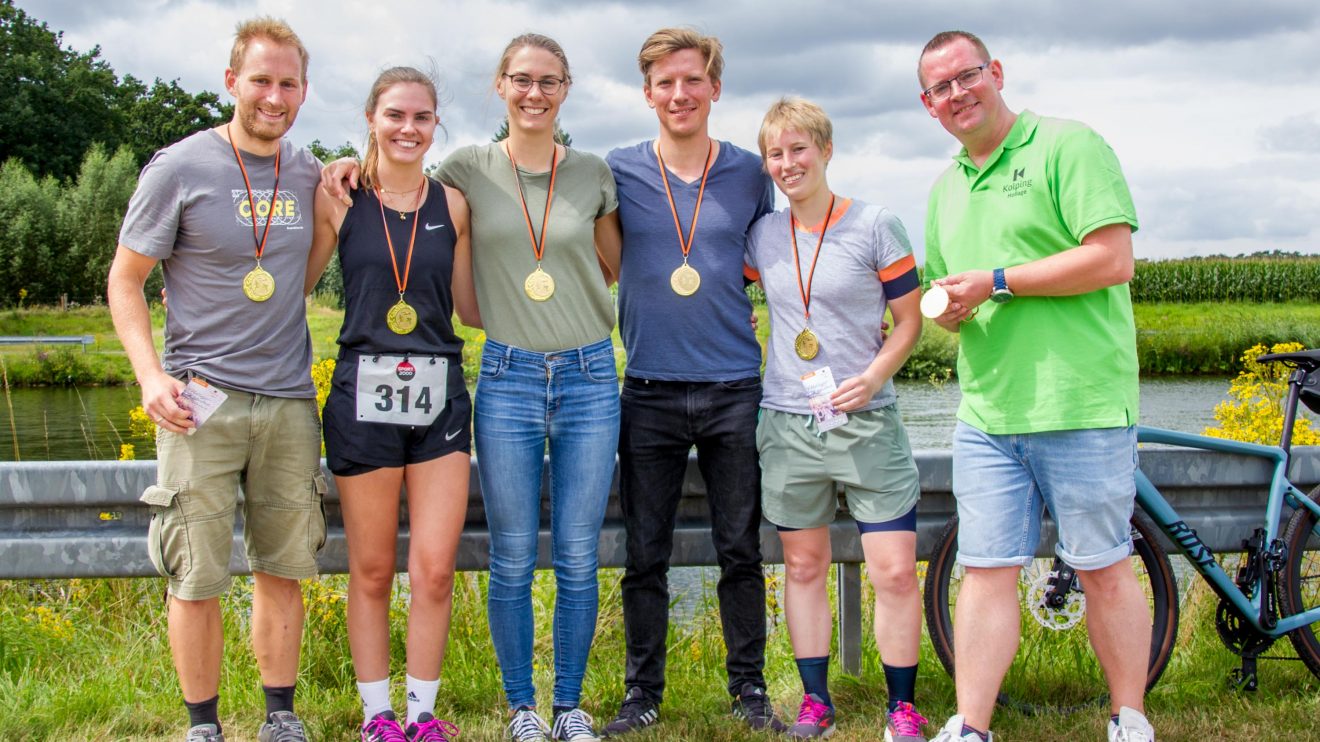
left=952, top=421, right=1137, bottom=570
left=475, top=337, right=621, bottom=709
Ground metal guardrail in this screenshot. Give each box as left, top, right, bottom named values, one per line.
left=2, top=447, right=1318, bottom=674
left=0, top=335, right=95, bottom=350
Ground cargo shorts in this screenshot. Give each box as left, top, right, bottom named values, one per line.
left=141, top=386, right=327, bottom=600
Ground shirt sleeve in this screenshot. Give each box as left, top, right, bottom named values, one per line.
left=596, top=154, right=619, bottom=218
left=434, top=146, right=469, bottom=191
left=873, top=209, right=919, bottom=299
left=1050, top=125, right=1139, bottom=243
left=118, top=149, right=185, bottom=260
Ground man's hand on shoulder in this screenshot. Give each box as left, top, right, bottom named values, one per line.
left=319, top=157, right=361, bottom=206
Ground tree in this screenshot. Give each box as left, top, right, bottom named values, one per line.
left=308, top=139, right=359, bottom=164
left=56, top=144, right=141, bottom=302
left=491, top=116, right=573, bottom=146
left=0, top=1, right=229, bottom=181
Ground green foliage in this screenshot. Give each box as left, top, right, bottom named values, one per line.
left=0, top=146, right=145, bottom=305
left=0, top=2, right=228, bottom=180
left=308, top=139, right=360, bottom=164
left=492, top=116, right=574, bottom=145
left=1132, top=303, right=1320, bottom=375
left=1131, top=257, right=1320, bottom=303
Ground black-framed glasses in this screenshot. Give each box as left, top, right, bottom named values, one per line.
left=502, top=73, right=566, bottom=95
left=923, top=62, right=991, bottom=102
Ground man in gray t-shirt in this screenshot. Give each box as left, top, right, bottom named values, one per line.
left=107, top=18, right=322, bottom=742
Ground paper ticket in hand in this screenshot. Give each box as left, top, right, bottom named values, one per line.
left=801, top=366, right=848, bottom=432
left=179, top=378, right=227, bottom=433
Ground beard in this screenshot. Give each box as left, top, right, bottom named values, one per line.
left=235, top=102, right=294, bottom=143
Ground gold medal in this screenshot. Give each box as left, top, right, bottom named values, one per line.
left=670, top=263, right=701, bottom=296
left=386, top=299, right=418, bottom=334
left=525, top=268, right=555, bottom=302
left=242, top=266, right=275, bottom=302
left=795, top=328, right=820, bottom=360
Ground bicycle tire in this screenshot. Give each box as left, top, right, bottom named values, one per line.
left=923, top=512, right=1180, bottom=715
left=1281, top=485, right=1320, bottom=678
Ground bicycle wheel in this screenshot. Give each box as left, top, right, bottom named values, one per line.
left=1281, top=485, right=1320, bottom=678
left=923, top=512, right=1180, bottom=714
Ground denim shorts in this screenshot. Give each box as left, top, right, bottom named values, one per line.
left=952, top=421, right=1137, bottom=570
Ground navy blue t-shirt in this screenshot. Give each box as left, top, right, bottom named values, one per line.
left=608, top=140, right=773, bottom=381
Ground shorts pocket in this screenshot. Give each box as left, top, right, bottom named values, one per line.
left=141, top=484, right=186, bottom=578
left=309, top=472, right=329, bottom=555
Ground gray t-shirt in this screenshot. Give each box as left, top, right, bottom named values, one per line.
left=119, top=129, right=321, bottom=397
left=437, top=143, right=618, bottom=352
left=745, top=199, right=917, bottom=414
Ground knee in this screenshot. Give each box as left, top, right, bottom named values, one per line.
left=867, top=561, right=918, bottom=597
left=350, top=559, right=397, bottom=601
left=410, top=563, right=456, bottom=602
left=1077, top=560, right=1134, bottom=596
left=784, top=551, right=829, bottom=586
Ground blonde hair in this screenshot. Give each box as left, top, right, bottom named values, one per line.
left=757, top=96, right=833, bottom=160
left=637, top=27, right=724, bottom=85
left=361, top=67, right=440, bottom=191
left=230, top=16, right=309, bottom=80
left=493, top=33, right=571, bottom=88
left=918, top=30, right=991, bottom=87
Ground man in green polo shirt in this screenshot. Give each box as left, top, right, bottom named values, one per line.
left=918, top=31, right=1155, bottom=742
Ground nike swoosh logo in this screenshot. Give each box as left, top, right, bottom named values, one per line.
left=425, top=222, right=445, bottom=231
left=445, top=428, right=462, bottom=441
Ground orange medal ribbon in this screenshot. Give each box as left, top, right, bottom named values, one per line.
left=228, top=124, right=282, bottom=265
left=506, top=142, right=560, bottom=301
left=656, top=140, right=713, bottom=296
left=789, top=193, right=836, bottom=360
left=376, top=181, right=426, bottom=334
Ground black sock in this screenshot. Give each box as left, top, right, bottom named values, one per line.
left=882, top=662, right=918, bottom=712
left=552, top=705, right=574, bottom=720
left=263, top=684, right=296, bottom=718
left=185, top=695, right=221, bottom=731
left=794, top=656, right=832, bottom=707
left=961, top=724, right=989, bottom=741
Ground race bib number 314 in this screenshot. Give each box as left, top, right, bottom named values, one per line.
left=356, top=355, right=447, bottom=426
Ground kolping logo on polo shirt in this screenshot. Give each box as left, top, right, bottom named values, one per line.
left=1003, top=167, right=1033, bottom=197
left=232, top=189, right=304, bottom=227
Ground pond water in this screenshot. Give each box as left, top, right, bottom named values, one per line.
left=0, top=377, right=1243, bottom=461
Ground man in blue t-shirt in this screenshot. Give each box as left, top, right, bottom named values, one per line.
left=601, top=28, right=780, bottom=738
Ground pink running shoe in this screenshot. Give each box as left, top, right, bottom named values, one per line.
left=407, top=712, right=460, bottom=741
left=788, top=693, right=835, bottom=739
left=362, top=711, right=407, bottom=742
left=885, top=701, right=929, bottom=742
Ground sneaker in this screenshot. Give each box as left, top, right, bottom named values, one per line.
left=1108, top=707, right=1155, bottom=742
left=885, top=701, right=929, bottom=742
left=506, top=708, right=551, bottom=742
left=407, top=712, right=460, bottom=741
left=787, top=694, right=835, bottom=739
left=259, top=710, right=309, bottom=742
left=362, top=710, right=407, bottom=742
left=601, top=688, right=659, bottom=737
left=929, top=715, right=993, bottom=742
left=550, top=708, right=600, bottom=741
left=731, top=685, right=788, bottom=733
left=185, top=724, right=225, bottom=742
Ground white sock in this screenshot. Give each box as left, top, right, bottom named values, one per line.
left=357, top=677, right=392, bottom=722
left=406, top=675, right=441, bottom=725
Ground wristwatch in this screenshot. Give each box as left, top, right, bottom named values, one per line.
left=990, top=267, right=1014, bottom=304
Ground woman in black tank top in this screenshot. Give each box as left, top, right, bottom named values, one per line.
left=305, top=67, right=476, bottom=742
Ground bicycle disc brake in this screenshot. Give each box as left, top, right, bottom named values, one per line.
left=1025, top=563, right=1085, bottom=630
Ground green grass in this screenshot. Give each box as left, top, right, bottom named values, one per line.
left=3, top=566, right=1318, bottom=740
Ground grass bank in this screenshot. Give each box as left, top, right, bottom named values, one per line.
left=2, top=565, right=1317, bottom=740
left=2, top=301, right=1318, bottom=387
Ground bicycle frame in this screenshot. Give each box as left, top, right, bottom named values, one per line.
left=1135, top=425, right=1320, bottom=636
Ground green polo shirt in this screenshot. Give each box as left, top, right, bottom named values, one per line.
left=924, top=110, right=1140, bottom=434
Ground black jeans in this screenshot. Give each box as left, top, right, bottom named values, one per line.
left=618, top=376, right=768, bottom=702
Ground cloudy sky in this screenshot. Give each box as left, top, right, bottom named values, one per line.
left=26, top=0, right=1320, bottom=262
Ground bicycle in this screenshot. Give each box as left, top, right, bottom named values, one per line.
left=922, top=348, right=1320, bottom=714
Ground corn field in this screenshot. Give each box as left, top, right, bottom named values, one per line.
left=1131, top=257, right=1320, bottom=303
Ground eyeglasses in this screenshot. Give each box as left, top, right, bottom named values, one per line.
left=502, top=73, right=566, bottom=95
left=923, top=62, right=991, bottom=102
